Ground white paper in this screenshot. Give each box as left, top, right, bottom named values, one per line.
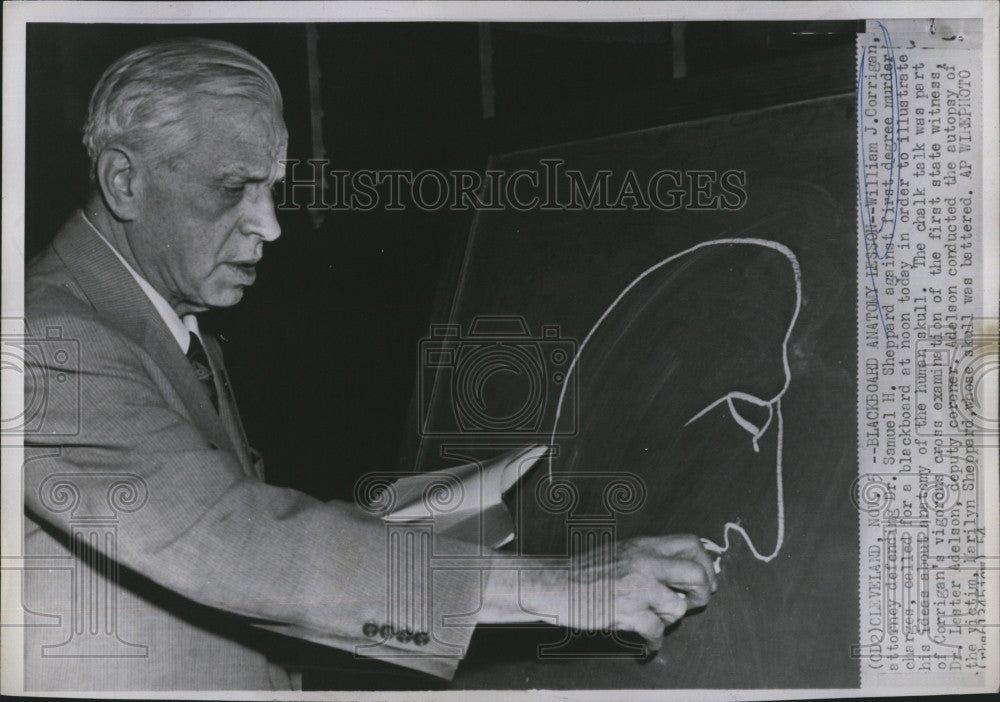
left=380, top=444, right=548, bottom=548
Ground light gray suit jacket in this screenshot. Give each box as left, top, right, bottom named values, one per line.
left=21, top=212, right=485, bottom=691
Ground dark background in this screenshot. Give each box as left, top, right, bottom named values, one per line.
left=25, top=21, right=859, bottom=689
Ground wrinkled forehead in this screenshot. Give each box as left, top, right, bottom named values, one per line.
left=179, top=94, right=287, bottom=176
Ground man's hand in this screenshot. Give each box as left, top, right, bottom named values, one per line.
left=479, top=534, right=717, bottom=652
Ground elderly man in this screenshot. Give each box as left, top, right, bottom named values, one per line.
left=22, top=38, right=716, bottom=691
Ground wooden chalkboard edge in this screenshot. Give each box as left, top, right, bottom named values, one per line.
left=493, top=44, right=857, bottom=156
left=396, top=155, right=498, bottom=473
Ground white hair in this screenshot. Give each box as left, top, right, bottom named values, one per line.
left=83, top=37, right=284, bottom=174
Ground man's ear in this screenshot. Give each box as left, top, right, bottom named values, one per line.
left=95, top=147, right=142, bottom=221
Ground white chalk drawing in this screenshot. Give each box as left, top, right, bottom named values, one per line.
left=547, top=238, right=803, bottom=564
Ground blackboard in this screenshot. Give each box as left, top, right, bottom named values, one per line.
left=411, top=94, right=860, bottom=688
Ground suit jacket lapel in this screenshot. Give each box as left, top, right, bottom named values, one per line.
left=51, top=212, right=237, bottom=456
left=203, top=335, right=260, bottom=478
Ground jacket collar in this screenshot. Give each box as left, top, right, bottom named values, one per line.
left=51, top=211, right=237, bottom=455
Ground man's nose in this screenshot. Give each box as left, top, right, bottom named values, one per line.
left=242, top=186, right=282, bottom=243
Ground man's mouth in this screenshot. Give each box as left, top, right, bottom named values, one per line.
left=229, top=261, right=259, bottom=281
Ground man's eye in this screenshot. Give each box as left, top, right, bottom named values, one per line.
left=223, top=184, right=246, bottom=197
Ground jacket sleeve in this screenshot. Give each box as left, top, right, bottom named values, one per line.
left=21, top=309, right=489, bottom=680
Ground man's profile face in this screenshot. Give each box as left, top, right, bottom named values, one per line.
left=128, top=94, right=288, bottom=314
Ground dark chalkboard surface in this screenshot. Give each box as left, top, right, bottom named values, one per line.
left=410, top=95, right=859, bottom=688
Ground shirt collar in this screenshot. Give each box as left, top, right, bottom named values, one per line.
left=80, top=211, right=200, bottom=354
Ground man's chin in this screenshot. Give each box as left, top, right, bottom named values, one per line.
left=210, top=286, right=247, bottom=308
left=183, top=286, right=247, bottom=314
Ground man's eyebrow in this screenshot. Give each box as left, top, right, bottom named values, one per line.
left=214, top=166, right=271, bottom=183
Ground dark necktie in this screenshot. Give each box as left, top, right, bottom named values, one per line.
left=186, top=332, right=219, bottom=413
